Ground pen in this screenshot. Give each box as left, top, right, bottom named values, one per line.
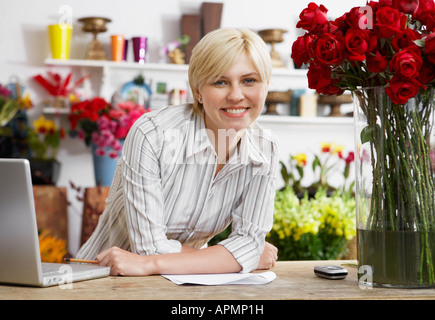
left=64, top=258, right=99, bottom=264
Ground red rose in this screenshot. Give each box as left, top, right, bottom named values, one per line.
left=375, top=6, right=407, bottom=38
left=291, top=34, right=312, bottom=68
left=312, top=32, right=345, bottom=66
left=320, top=80, right=344, bottom=95
left=307, top=64, right=344, bottom=95
left=367, top=50, right=388, bottom=73
left=393, top=0, right=419, bottom=15
left=344, top=28, right=370, bottom=62
left=389, top=45, right=423, bottom=79
left=296, top=2, right=328, bottom=31
left=415, top=0, right=435, bottom=20
left=385, top=77, right=422, bottom=104
left=392, top=29, right=422, bottom=51
left=307, top=64, right=330, bottom=91
left=419, top=61, right=435, bottom=85
left=336, top=7, right=369, bottom=30
left=417, top=8, right=435, bottom=32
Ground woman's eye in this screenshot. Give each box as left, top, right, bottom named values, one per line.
left=213, top=80, right=226, bottom=86
left=243, top=78, right=257, bottom=85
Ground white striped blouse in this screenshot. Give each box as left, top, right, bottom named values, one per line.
left=76, top=104, right=278, bottom=273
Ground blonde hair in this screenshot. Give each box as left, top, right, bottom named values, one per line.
left=188, top=28, right=272, bottom=114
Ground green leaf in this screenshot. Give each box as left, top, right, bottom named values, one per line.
left=360, top=126, right=372, bottom=144
left=312, top=155, right=321, bottom=171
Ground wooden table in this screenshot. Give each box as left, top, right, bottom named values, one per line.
left=2, top=260, right=435, bottom=300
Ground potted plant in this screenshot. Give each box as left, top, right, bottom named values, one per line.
left=267, top=186, right=356, bottom=260
left=27, top=115, right=65, bottom=185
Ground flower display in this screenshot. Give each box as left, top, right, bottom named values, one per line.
left=27, top=116, right=65, bottom=160
left=267, top=187, right=356, bottom=260
left=69, top=97, right=150, bottom=157
left=291, top=1, right=435, bottom=102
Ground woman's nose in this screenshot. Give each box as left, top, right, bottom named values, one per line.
left=227, top=84, right=244, bottom=102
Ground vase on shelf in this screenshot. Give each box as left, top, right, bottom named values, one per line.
left=353, top=87, right=435, bottom=288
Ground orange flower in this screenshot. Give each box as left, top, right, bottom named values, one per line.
left=38, top=230, right=67, bottom=263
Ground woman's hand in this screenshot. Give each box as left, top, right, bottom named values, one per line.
left=97, top=246, right=156, bottom=276
left=256, top=242, right=278, bottom=270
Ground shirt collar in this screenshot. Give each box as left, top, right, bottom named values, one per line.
left=185, top=110, right=271, bottom=166
left=185, top=110, right=212, bottom=159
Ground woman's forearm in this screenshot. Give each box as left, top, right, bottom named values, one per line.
left=152, top=244, right=242, bottom=275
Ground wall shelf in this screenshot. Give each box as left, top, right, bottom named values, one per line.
left=44, top=58, right=309, bottom=99
left=43, top=58, right=350, bottom=126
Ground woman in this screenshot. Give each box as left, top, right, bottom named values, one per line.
left=76, top=28, right=278, bottom=276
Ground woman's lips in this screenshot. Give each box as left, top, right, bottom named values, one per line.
left=221, top=107, right=249, bottom=117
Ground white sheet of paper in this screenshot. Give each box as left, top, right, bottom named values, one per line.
left=162, top=271, right=276, bottom=286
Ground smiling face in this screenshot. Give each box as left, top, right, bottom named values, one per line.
left=198, top=51, right=269, bottom=137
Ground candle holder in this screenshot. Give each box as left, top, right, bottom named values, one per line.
left=265, top=90, right=293, bottom=115
left=258, top=29, right=287, bottom=68
left=318, top=94, right=353, bottom=117
left=78, top=17, right=111, bottom=60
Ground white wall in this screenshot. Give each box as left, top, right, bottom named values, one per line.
left=0, top=0, right=365, bottom=254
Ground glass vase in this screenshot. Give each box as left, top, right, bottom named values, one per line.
left=353, top=87, right=435, bottom=288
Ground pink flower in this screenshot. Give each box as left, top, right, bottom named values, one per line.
left=108, top=150, right=119, bottom=159
left=95, top=148, right=106, bottom=156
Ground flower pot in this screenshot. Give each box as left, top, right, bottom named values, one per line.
left=29, top=159, right=61, bottom=185
left=353, top=87, right=435, bottom=288
left=91, top=143, right=122, bottom=186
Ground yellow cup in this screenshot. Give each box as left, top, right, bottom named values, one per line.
left=48, top=24, right=72, bottom=59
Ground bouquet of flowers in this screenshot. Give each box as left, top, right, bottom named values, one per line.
left=69, top=98, right=150, bottom=158
left=291, top=1, right=435, bottom=100
left=292, top=1, right=435, bottom=286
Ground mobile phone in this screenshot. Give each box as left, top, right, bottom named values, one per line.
left=314, top=265, right=348, bottom=280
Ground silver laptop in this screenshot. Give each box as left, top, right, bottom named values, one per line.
left=0, top=158, right=110, bottom=287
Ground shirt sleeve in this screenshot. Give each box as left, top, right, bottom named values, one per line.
left=121, top=117, right=182, bottom=255
left=218, top=141, right=279, bottom=273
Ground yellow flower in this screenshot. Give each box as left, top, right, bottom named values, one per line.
left=332, top=143, right=345, bottom=155
left=293, top=153, right=307, bottom=167
left=18, top=93, right=32, bottom=109
left=33, top=115, right=57, bottom=134
left=69, top=93, right=80, bottom=103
